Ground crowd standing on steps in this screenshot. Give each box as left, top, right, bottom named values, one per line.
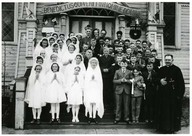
left=24, top=24, right=185, bottom=134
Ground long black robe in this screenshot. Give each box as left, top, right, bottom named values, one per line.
left=156, top=64, right=185, bottom=133
left=99, top=55, right=115, bottom=107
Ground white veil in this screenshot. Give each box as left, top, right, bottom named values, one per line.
left=70, top=36, right=80, bottom=53
left=50, top=42, right=63, bottom=61
left=45, top=53, right=63, bottom=74
left=71, top=53, right=86, bottom=76
left=48, top=36, right=56, bottom=47
left=33, top=37, right=52, bottom=63
left=24, top=64, right=46, bottom=107
left=84, top=57, right=104, bottom=118
left=62, top=43, right=78, bottom=65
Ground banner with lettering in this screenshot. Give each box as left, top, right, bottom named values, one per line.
left=42, top=2, right=142, bottom=18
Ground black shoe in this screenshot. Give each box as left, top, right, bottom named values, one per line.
left=30, top=119, right=36, bottom=124
left=135, top=120, right=139, bottom=123
left=36, top=119, right=41, bottom=125
left=49, top=118, right=54, bottom=124
left=125, top=120, right=130, bottom=124
left=56, top=118, right=61, bottom=124
left=88, top=120, right=91, bottom=125
left=93, top=119, right=98, bottom=124
left=113, top=120, right=119, bottom=124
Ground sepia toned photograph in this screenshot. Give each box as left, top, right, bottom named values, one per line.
left=1, top=1, right=190, bottom=134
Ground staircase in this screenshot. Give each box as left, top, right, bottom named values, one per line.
left=24, top=103, right=152, bottom=129
left=25, top=103, right=152, bottom=129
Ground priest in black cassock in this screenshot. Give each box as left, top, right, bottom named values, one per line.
left=156, top=54, right=185, bottom=134
left=99, top=47, right=115, bottom=108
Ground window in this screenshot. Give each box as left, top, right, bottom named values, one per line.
left=2, top=3, right=15, bottom=42
left=70, top=18, right=114, bottom=38
left=163, top=3, right=176, bottom=46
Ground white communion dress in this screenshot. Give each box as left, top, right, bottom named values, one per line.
left=45, top=71, right=66, bottom=103
left=84, top=57, right=104, bottom=118
left=24, top=68, right=46, bottom=108
left=67, top=73, right=84, bottom=105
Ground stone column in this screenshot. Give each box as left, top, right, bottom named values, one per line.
left=118, top=15, right=126, bottom=40
left=60, top=13, right=68, bottom=34
left=147, top=2, right=165, bottom=64
left=15, top=77, right=26, bottom=129
left=115, top=16, right=119, bottom=39
left=149, top=2, right=156, bottom=16
left=146, top=24, right=157, bottom=49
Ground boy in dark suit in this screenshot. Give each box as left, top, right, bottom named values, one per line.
left=142, top=62, right=158, bottom=123
left=127, top=54, right=142, bottom=72
left=113, top=59, right=133, bottom=124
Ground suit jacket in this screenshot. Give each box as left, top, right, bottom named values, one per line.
left=82, top=36, right=91, bottom=47
left=127, top=63, right=142, bottom=71
left=113, top=69, right=133, bottom=95
left=99, top=55, right=115, bottom=78
left=142, top=70, right=158, bottom=96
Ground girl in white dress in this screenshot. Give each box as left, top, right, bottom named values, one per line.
left=61, top=38, right=71, bottom=55
left=24, top=64, right=46, bottom=124
left=68, top=54, right=86, bottom=79
left=84, top=57, right=104, bottom=124
left=45, top=63, right=66, bottom=124
left=45, top=53, right=62, bottom=75
left=67, top=66, right=84, bottom=122
left=65, top=54, right=86, bottom=113
left=62, top=43, right=77, bottom=66
left=57, top=39, right=64, bottom=52
left=33, top=38, right=52, bottom=64
left=50, top=43, right=63, bottom=62
left=62, top=43, right=77, bottom=77
left=70, top=36, right=80, bottom=53
left=59, top=33, right=66, bottom=42
left=48, top=36, right=56, bottom=47
left=51, top=32, right=59, bottom=40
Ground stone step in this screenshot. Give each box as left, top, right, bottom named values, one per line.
left=25, top=122, right=153, bottom=129
left=25, top=104, right=117, bottom=123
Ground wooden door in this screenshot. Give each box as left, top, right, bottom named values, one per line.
left=70, top=17, right=114, bottom=38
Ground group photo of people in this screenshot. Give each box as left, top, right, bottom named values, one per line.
left=25, top=24, right=185, bottom=134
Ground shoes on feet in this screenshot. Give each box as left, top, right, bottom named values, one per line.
left=93, top=118, right=98, bottom=124
left=76, top=117, right=79, bottom=123
left=49, top=118, right=54, bottom=124
left=30, top=119, right=36, bottom=124
left=125, top=120, right=130, bottom=124
left=56, top=118, right=61, bottom=124
left=113, top=120, right=119, bottom=124
left=36, top=119, right=41, bottom=125
left=87, top=118, right=91, bottom=124
left=72, top=118, right=75, bottom=123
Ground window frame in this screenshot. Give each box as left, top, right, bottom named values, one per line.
left=163, top=2, right=181, bottom=49
left=2, top=3, right=18, bottom=45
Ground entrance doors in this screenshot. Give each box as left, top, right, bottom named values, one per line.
left=70, top=17, right=115, bottom=39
